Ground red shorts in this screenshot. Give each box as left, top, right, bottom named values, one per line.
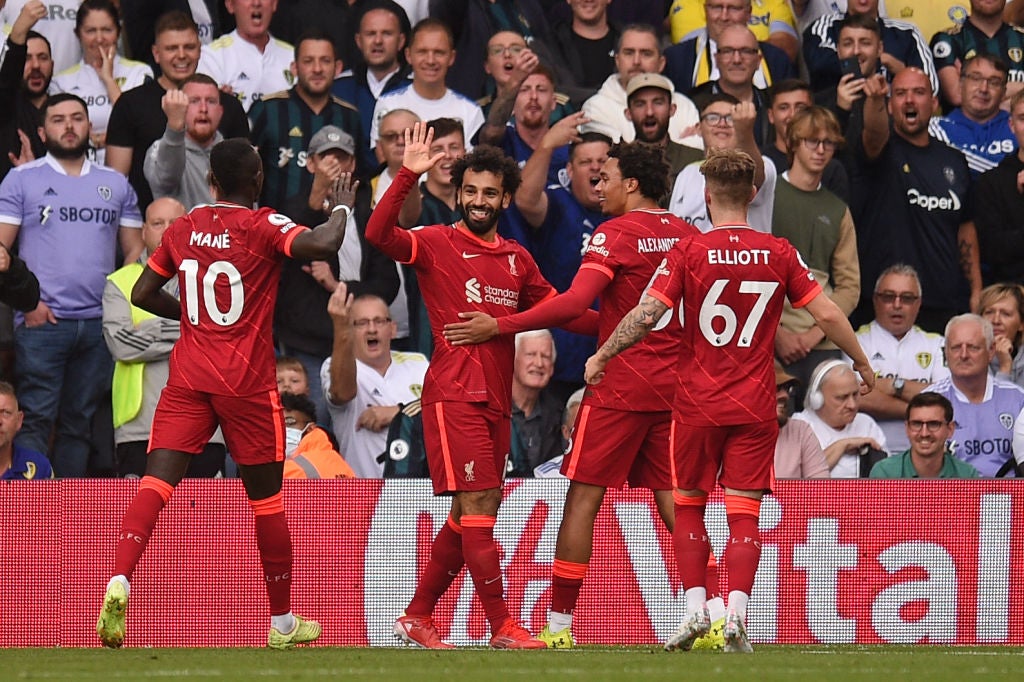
left=421, top=401, right=510, bottom=494
left=150, top=384, right=285, bottom=466
left=561, top=405, right=673, bottom=490
left=671, top=418, right=778, bottom=493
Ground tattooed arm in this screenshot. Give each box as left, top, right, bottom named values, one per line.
left=583, top=295, right=669, bottom=384
left=958, top=220, right=983, bottom=313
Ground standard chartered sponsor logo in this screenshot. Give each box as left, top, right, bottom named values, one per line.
left=907, top=188, right=961, bottom=211
left=484, top=285, right=519, bottom=308
left=465, top=277, right=482, bottom=303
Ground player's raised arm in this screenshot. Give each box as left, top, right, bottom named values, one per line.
left=365, top=122, right=445, bottom=261
left=289, top=172, right=357, bottom=261
left=584, top=294, right=669, bottom=384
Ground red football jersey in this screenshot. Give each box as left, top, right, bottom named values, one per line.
left=405, top=224, right=554, bottom=413
left=581, top=208, right=698, bottom=411
left=648, top=225, right=820, bottom=426
left=148, top=203, right=307, bottom=396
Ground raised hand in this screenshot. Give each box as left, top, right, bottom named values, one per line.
left=732, top=100, right=757, bottom=139
left=327, top=281, right=353, bottom=322
left=161, top=89, right=189, bottom=132
left=327, top=172, right=359, bottom=212
left=7, top=129, right=35, bottom=167
left=541, top=111, right=589, bottom=151
left=402, top=121, right=446, bottom=175
left=862, top=73, right=888, bottom=100
left=508, top=47, right=539, bottom=86
left=443, top=311, right=500, bottom=345
left=11, top=0, right=46, bottom=43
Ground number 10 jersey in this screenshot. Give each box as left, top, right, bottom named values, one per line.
left=648, top=224, right=821, bottom=426
left=148, top=203, right=308, bottom=396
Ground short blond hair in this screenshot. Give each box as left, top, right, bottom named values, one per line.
left=700, top=149, right=756, bottom=208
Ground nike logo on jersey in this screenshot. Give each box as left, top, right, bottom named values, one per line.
left=483, top=576, right=501, bottom=585
left=462, top=252, right=481, bottom=259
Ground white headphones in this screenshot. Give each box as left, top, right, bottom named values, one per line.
left=805, top=359, right=851, bottom=411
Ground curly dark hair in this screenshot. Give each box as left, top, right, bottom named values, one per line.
left=450, top=145, right=522, bottom=195
left=608, top=142, right=669, bottom=203
left=209, top=138, right=262, bottom=197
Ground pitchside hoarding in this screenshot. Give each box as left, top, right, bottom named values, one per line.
left=0, top=479, right=1019, bottom=647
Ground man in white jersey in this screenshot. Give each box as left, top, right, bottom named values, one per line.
left=668, top=93, right=776, bottom=232
left=197, top=0, right=293, bottom=111
left=322, top=285, right=428, bottom=478
left=369, top=18, right=484, bottom=149
left=848, top=263, right=949, bottom=454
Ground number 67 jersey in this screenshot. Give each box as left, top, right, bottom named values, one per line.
left=648, top=225, right=821, bottom=427
left=148, top=204, right=308, bottom=396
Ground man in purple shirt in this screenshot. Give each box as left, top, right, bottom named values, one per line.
left=0, top=93, right=143, bottom=477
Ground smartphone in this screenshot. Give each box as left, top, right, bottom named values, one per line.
left=840, top=57, right=862, bottom=79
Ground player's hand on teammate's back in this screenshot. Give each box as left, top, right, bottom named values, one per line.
left=443, top=311, right=500, bottom=345
left=402, top=121, right=446, bottom=175
left=327, top=281, right=354, bottom=322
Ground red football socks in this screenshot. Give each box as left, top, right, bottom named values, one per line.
left=550, top=558, right=588, bottom=614
left=724, top=495, right=762, bottom=596
left=672, top=492, right=711, bottom=592
left=406, top=516, right=464, bottom=617
left=113, top=476, right=173, bottom=580
left=461, top=515, right=510, bottom=632
left=250, top=493, right=293, bottom=616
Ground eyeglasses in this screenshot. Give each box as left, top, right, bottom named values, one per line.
left=874, top=291, right=920, bottom=305
left=353, top=317, right=392, bottom=328
left=488, top=44, right=526, bottom=57
left=705, top=3, right=748, bottom=15
left=907, top=419, right=948, bottom=432
left=716, top=47, right=760, bottom=59
left=801, top=138, right=839, bottom=152
left=700, top=112, right=734, bottom=126
left=962, top=72, right=1006, bottom=89
left=378, top=132, right=403, bottom=144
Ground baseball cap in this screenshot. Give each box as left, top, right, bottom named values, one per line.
left=625, top=73, right=675, bottom=100
left=308, top=126, right=355, bottom=156
left=775, top=361, right=799, bottom=388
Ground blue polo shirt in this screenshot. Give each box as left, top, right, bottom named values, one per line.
left=1, top=444, right=54, bottom=480
left=531, top=184, right=606, bottom=384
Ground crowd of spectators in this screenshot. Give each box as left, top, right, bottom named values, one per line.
left=1, top=0, right=1023, bottom=481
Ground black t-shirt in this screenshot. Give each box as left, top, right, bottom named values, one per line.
left=569, top=31, right=617, bottom=90
left=106, top=79, right=250, bottom=210
left=850, top=134, right=972, bottom=313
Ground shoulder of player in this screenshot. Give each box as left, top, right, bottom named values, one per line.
left=879, top=17, right=923, bottom=34
left=992, top=376, right=1024, bottom=396
left=379, top=82, right=414, bottom=102
left=390, top=350, right=429, bottom=366
left=207, top=34, right=236, bottom=50
left=8, top=157, right=49, bottom=175
left=444, top=89, right=481, bottom=107
left=271, top=37, right=294, bottom=52
left=328, top=94, right=359, bottom=112
left=258, top=89, right=292, bottom=103
left=55, top=61, right=82, bottom=77
left=117, top=57, right=152, bottom=73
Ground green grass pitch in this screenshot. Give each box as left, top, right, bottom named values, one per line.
left=5, top=646, right=1023, bottom=681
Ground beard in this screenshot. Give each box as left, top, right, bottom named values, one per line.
left=45, top=134, right=90, bottom=160
left=457, top=200, right=502, bottom=235
left=635, top=119, right=670, bottom=144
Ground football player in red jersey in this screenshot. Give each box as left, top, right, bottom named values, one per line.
left=586, top=148, right=874, bottom=653
left=367, top=123, right=596, bottom=649
left=96, top=138, right=355, bottom=650
left=443, top=141, right=717, bottom=648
